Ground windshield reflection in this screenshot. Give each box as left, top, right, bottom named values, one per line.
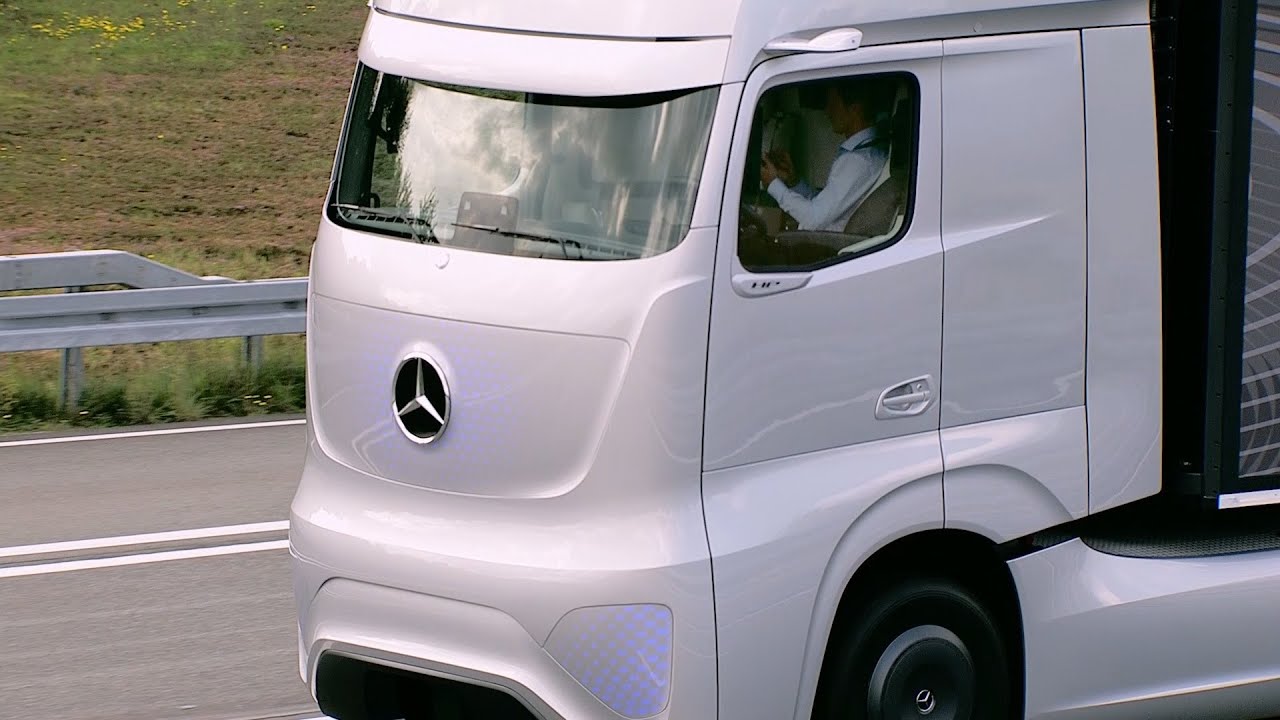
left=330, top=66, right=720, bottom=261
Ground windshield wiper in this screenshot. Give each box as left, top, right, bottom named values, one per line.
left=332, top=203, right=438, bottom=244
left=450, top=222, right=585, bottom=260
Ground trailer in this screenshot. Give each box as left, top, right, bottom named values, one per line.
left=1157, top=0, right=1280, bottom=509
left=289, top=0, right=1280, bottom=718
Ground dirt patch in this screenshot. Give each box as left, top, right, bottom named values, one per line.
left=0, top=227, right=40, bottom=252
left=1, top=0, right=366, bottom=279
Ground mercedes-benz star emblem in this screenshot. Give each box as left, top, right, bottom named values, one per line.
left=915, top=689, right=936, bottom=716
left=392, top=354, right=450, bottom=444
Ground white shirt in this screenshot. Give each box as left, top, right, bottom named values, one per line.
left=766, top=125, right=889, bottom=232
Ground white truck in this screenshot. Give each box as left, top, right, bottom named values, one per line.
left=289, top=0, right=1280, bottom=718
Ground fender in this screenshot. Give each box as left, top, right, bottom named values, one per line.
left=790, top=474, right=943, bottom=720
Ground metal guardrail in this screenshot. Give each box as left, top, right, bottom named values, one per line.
left=0, top=251, right=308, bottom=410
left=0, top=279, right=308, bottom=351
left=0, top=249, right=236, bottom=292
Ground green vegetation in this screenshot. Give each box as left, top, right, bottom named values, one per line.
left=0, top=338, right=306, bottom=432
left=0, top=0, right=366, bottom=431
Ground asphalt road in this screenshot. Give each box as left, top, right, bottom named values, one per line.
left=0, top=419, right=321, bottom=720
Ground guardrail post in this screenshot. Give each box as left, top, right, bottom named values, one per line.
left=243, top=335, right=264, bottom=374
left=60, top=286, right=84, bottom=412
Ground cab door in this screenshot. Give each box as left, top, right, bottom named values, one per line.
left=700, top=42, right=945, bottom=720
left=703, top=43, right=943, bottom=470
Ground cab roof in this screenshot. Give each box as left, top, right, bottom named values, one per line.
left=367, top=0, right=1148, bottom=87
left=370, top=0, right=1146, bottom=44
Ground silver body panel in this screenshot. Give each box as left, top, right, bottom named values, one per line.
left=369, top=0, right=1144, bottom=41
left=292, top=4, right=1280, bottom=719
left=302, top=577, right=590, bottom=720
left=1014, top=540, right=1280, bottom=719
left=309, top=292, right=629, bottom=497
left=942, top=407, right=1088, bottom=542
left=938, top=31, right=1086, bottom=429
left=369, top=0, right=1148, bottom=85
left=1081, top=25, right=1165, bottom=512
left=358, top=9, right=732, bottom=99
left=292, top=423, right=720, bottom=719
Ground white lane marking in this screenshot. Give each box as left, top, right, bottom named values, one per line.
left=0, top=520, right=290, bottom=560
left=0, top=539, right=290, bottom=578
left=0, top=418, right=306, bottom=449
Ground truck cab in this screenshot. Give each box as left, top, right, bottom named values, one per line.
left=289, top=1, right=1280, bottom=718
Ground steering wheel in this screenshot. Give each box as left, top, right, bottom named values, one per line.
left=739, top=202, right=769, bottom=240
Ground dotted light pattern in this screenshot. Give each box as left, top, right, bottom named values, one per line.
left=545, top=604, right=674, bottom=718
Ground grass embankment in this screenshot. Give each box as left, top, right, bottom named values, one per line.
left=0, top=0, right=365, bottom=431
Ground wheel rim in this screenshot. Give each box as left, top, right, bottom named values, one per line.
left=866, top=625, right=975, bottom=720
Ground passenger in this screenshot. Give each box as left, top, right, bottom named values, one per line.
left=760, top=79, right=894, bottom=232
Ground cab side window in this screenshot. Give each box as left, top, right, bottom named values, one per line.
left=738, top=73, right=918, bottom=272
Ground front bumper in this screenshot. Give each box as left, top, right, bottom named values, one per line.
left=289, top=435, right=718, bottom=719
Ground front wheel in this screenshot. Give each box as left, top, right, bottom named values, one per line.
left=812, top=577, right=1012, bottom=720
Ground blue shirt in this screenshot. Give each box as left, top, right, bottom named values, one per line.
left=766, top=125, right=890, bottom=232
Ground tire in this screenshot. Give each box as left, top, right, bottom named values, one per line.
left=812, top=576, right=1012, bottom=720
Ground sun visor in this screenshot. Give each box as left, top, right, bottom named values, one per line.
left=369, top=0, right=736, bottom=39
left=359, top=8, right=731, bottom=96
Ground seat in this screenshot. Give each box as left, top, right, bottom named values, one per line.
left=842, top=170, right=906, bottom=238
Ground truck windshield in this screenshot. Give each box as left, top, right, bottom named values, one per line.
left=328, top=64, right=720, bottom=260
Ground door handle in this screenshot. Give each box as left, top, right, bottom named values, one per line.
left=731, top=272, right=811, bottom=298
left=882, top=391, right=930, bottom=408
left=876, top=376, right=934, bottom=419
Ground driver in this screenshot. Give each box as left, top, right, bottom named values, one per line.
left=760, top=78, right=893, bottom=232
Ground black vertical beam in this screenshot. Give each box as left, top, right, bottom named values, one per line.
left=1203, top=0, right=1259, bottom=501
left=1153, top=0, right=1220, bottom=490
